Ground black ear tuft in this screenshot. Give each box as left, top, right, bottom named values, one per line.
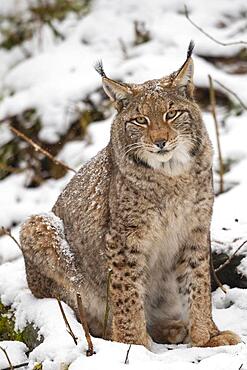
left=94, top=60, right=106, bottom=78
left=187, top=40, right=195, bottom=59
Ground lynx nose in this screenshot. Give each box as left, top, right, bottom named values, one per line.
left=154, top=139, right=166, bottom=150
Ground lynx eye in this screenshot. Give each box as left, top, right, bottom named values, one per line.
left=165, top=110, right=178, bottom=121
left=133, top=116, right=149, bottom=125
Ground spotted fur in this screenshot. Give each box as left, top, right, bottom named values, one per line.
left=20, top=44, right=240, bottom=349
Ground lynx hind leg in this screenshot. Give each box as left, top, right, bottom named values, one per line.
left=20, top=212, right=77, bottom=299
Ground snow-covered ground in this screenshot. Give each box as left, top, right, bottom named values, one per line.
left=1, top=0, right=247, bottom=369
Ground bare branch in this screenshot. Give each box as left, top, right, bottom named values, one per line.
left=57, top=299, right=78, bottom=345
left=9, top=126, right=76, bottom=174
left=124, top=344, right=132, bottom=365
left=0, top=226, right=21, bottom=249
left=0, top=347, right=14, bottom=370
left=210, top=256, right=227, bottom=294
left=103, top=268, right=112, bottom=339
left=184, top=5, right=247, bottom=46
left=215, top=240, right=247, bottom=273
left=76, top=293, right=95, bottom=356
left=2, top=362, right=29, bottom=370
left=208, top=75, right=224, bottom=194
left=213, top=79, right=247, bottom=110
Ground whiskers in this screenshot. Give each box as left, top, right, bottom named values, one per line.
left=120, top=142, right=155, bottom=161
left=178, top=133, right=202, bottom=148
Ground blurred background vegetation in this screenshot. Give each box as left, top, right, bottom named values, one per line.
left=0, top=0, right=245, bottom=189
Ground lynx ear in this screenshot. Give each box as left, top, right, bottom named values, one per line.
left=173, top=41, right=195, bottom=98
left=94, top=60, right=132, bottom=104
left=102, top=78, right=133, bottom=102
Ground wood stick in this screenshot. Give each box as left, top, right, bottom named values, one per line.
left=76, top=293, right=95, bottom=356
left=103, top=268, right=112, bottom=339
left=57, top=299, right=78, bottom=345
left=213, top=79, right=247, bottom=111
left=9, top=126, right=76, bottom=174
left=208, top=75, right=224, bottom=194
left=124, top=344, right=131, bottom=364
left=2, top=362, right=29, bottom=370
left=210, top=257, right=227, bottom=294
left=0, top=347, right=14, bottom=370
left=184, top=5, right=247, bottom=46
left=0, top=226, right=21, bottom=249
left=215, top=240, right=247, bottom=273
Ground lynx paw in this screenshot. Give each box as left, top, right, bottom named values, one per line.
left=165, top=320, right=188, bottom=344
left=203, top=330, right=241, bottom=347
left=151, top=320, right=188, bottom=344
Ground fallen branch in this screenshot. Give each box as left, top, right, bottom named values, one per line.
left=2, top=362, right=29, bottom=370
left=9, top=126, right=76, bottom=174
left=210, top=256, right=227, bottom=294
left=0, top=226, right=21, bottom=249
left=0, top=347, right=14, bottom=370
left=103, top=268, right=112, bottom=339
left=76, top=293, right=95, bottom=356
left=57, top=299, right=78, bottom=345
left=208, top=75, right=224, bottom=194
left=184, top=5, right=247, bottom=46
left=124, top=344, right=131, bottom=365
left=213, top=79, right=247, bottom=111
left=215, top=240, right=247, bottom=273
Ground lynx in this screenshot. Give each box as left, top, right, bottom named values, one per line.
left=20, top=42, right=240, bottom=349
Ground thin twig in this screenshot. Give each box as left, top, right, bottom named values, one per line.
left=0, top=347, right=14, bottom=370
left=184, top=5, right=247, bottom=46
left=124, top=344, right=132, bottom=365
left=210, top=256, right=227, bottom=294
left=119, top=38, right=128, bottom=59
left=103, top=268, right=112, bottom=339
left=9, top=126, right=76, bottom=174
left=208, top=75, right=224, bottom=194
left=215, top=240, right=247, bottom=273
left=213, top=79, right=247, bottom=110
left=45, top=19, right=65, bottom=40
left=2, top=362, right=29, bottom=370
left=0, top=226, right=21, bottom=249
left=76, top=293, right=95, bottom=356
left=57, top=299, right=78, bottom=345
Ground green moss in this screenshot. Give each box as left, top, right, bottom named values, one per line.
left=0, top=300, right=43, bottom=351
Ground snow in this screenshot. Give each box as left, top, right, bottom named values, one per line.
left=1, top=0, right=247, bottom=369
left=0, top=341, right=28, bottom=369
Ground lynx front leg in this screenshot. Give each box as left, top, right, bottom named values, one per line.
left=180, top=229, right=240, bottom=347
left=106, top=231, right=151, bottom=349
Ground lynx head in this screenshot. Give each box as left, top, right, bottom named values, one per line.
left=95, top=42, right=211, bottom=176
